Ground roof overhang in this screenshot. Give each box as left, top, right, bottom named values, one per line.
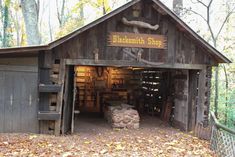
left=0, top=0, right=231, bottom=63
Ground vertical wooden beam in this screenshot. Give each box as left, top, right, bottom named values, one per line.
left=55, top=59, right=66, bottom=135
left=188, top=70, right=198, bottom=131
left=204, top=66, right=212, bottom=126
left=197, top=69, right=206, bottom=123
left=173, top=70, right=189, bottom=131
left=197, top=66, right=212, bottom=126
left=71, top=67, right=77, bottom=134
left=61, top=66, right=69, bottom=135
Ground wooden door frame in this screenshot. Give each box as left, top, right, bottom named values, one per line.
left=65, top=59, right=206, bottom=70
left=61, top=65, right=76, bottom=134
left=61, top=59, right=206, bottom=133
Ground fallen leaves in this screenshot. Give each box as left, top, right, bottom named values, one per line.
left=84, top=141, right=91, bottom=144
left=0, top=127, right=215, bottom=157
left=100, top=149, right=108, bottom=154
left=29, top=135, right=38, bottom=140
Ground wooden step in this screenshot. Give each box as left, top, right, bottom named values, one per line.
left=38, top=111, right=61, bottom=120
left=39, top=84, right=61, bottom=93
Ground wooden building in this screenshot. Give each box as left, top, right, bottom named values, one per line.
left=0, top=0, right=231, bottom=135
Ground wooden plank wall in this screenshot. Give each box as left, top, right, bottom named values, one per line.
left=53, top=1, right=217, bottom=67
left=0, top=69, right=39, bottom=133
left=188, top=70, right=199, bottom=131
left=173, top=70, right=189, bottom=131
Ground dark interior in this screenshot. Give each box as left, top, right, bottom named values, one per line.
left=62, top=65, right=186, bottom=133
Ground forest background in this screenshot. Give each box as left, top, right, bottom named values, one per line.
left=0, top=0, right=234, bottom=129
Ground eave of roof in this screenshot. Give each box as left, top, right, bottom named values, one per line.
left=0, top=45, right=48, bottom=54
left=0, top=0, right=231, bottom=63
left=152, top=0, right=231, bottom=63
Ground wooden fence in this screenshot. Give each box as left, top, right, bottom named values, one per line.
left=210, top=111, right=235, bottom=157
left=194, top=111, right=235, bottom=157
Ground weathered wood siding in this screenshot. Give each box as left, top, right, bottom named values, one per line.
left=0, top=57, right=38, bottom=66
left=53, top=1, right=217, bottom=67
left=173, top=70, right=189, bottom=131
left=0, top=65, right=39, bottom=133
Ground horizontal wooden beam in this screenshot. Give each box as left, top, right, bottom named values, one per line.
left=0, top=65, right=38, bottom=72
left=38, top=111, right=61, bottom=120
left=39, top=84, right=62, bottom=93
left=65, top=59, right=207, bottom=70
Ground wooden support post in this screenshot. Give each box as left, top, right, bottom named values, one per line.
left=55, top=59, right=66, bottom=135
left=188, top=70, right=198, bottom=131
left=71, top=68, right=77, bottom=134
left=173, top=70, right=189, bottom=131
left=197, top=69, right=206, bottom=124
left=197, top=67, right=212, bottom=126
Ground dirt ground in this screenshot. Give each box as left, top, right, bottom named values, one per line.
left=0, top=116, right=215, bottom=157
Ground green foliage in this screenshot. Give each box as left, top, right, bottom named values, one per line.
left=55, top=17, right=84, bottom=39
left=1, top=0, right=13, bottom=47
left=210, top=65, right=235, bottom=130
left=56, top=0, right=112, bottom=39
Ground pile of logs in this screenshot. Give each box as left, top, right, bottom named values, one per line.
left=105, top=104, right=140, bottom=129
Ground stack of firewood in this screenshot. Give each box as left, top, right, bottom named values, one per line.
left=105, top=104, right=140, bottom=129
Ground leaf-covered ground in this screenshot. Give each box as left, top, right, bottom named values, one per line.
left=0, top=117, right=215, bottom=157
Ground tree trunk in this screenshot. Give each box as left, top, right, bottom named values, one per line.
left=48, top=1, right=53, bottom=42
left=56, top=0, right=65, bottom=28
left=223, top=65, right=228, bottom=124
left=173, top=0, right=183, bottom=17
left=21, top=0, right=41, bottom=45
left=2, top=0, right=11, bottom=47
left=0, top=0, right=2, bottom=46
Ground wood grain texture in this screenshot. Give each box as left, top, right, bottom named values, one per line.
left=52, top=1, right=219, bottom=67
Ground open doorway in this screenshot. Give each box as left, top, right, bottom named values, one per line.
left=62, top=65, right=199, bottom=134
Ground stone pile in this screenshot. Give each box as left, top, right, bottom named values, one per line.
left=105, top=104, right=140, bottom=129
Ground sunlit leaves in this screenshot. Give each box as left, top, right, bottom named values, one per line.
left=0, top=128, right=215, bottom=156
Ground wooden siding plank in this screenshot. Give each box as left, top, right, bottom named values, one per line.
left=0, top=72, right=5, bottom=132
left=188, top=70, right=198, bottom=131
left=12, top=72, right=22, bottom=132
left=21, top=72, right=29, bottom=133
left=173, top=70, right=189, bottom=131
left=0, top=65, right=38, bottom=72
left=4, top=72, right=14, bottom=132
left=27, top=73, right=39, bottom=133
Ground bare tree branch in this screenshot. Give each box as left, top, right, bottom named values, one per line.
left=215, top=5, right=235, bottom=40
left=181, top=7, right=207, bottom=22
left=60, top=0, right=65, bottom=25
left=208, top=0, right=213, bottom=8
left=56, top=0, right=61, bottom=25
left=190, top=0, right=207, bottom=8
